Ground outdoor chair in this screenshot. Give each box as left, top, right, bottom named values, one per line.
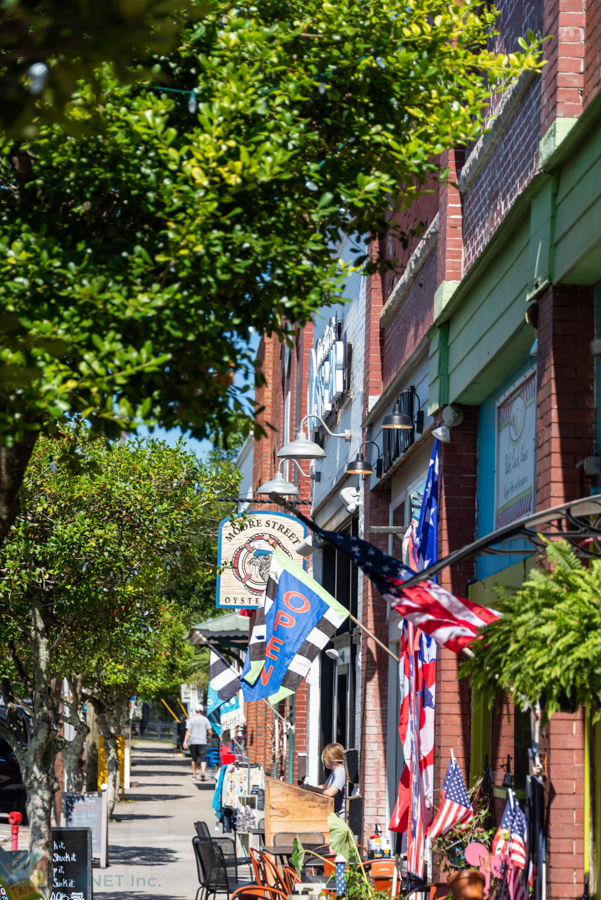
left=231, top=888, right=288, bottom=900
left=273, top=831, right=324, bottom=846
left=194, top=833, right=252, bottom=881
left=370, top=860, right=401, bottom=897
left=193, top=836, right=249, bottom=900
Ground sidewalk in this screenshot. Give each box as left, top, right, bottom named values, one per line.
left=95, top=740, right=220, bottom=900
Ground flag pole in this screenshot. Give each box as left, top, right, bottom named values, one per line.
left=270, top=493, right=400, bottom=665
left=199, top=634, right=295, bottom=732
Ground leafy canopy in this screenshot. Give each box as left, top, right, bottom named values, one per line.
left=0, top=0, right=542, bottom=447
left=460, top=541, right=601, bottom=722
left=0, top=425, right=234, bottom=700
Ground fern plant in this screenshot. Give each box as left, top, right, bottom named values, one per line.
left=460, top=540, right=601, bottom=721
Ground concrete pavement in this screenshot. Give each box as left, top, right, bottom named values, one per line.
left=95, top=740, right=222, bottom=900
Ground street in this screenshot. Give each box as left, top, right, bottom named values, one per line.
left=95, top=740, right=220, bottom=900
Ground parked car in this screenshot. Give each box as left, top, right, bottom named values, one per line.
left=0, top=706, right=32, bottom=824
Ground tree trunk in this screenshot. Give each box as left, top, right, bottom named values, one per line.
left=0, top=428, right=39, bottom=547
left=97, top=702, right=125, bottom=819
left=61, top=677, right=89, bottom=793
left=0, top=600, right=65, bottom=899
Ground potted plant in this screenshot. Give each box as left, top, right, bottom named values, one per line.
left=292, top=815, right=391, bottom=900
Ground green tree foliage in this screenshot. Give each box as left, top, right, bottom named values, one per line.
left=0, top=425, right=232, bottom=893
left=0, top=0, right=204, bottom=136
left=0, top=0, right=542, bottom=542
left=460, top=541, right=601, bottom=722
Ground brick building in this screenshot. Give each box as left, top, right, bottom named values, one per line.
left=238, top=0, right=601, bottom=893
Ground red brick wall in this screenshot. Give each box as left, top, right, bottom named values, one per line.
left=437, top=151, right=464, bottom=286
left=584, top=0, right=601, bottom=105
left=535, top=286, right=595, bottom=510
left=461, top=81, right=541, bottom=271
left=541, top=711, right=586, bottom=899
left=541, top=0, right=585, bottom=133
left=383, top=182, right=440, bottom=304
left=363, top=245, right=385, bottom=421
left=382, top=246, right=438, bottom=392
left=359, top=486, right=392, bottom=839
left=534, top=287, right=594, bottom=898
left=434, top=409, right=478, bottom=789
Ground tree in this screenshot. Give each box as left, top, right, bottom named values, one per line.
left=0, top=0, right=204, bottom=136
left=0, top=0, right=542, bottom=544
left=0, top=426, right=235, bottom=894
left=460, top=541, right=601, bottom=723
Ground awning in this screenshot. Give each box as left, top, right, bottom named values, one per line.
left=400, top=494, right=601, bottom=588
left=188, top=612, right=250, bottom=659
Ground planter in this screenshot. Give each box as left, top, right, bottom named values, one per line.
left=447, top=869, right=485, bottom=900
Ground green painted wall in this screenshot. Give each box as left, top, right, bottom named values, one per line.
left=428, top=106, right=601, bottom=414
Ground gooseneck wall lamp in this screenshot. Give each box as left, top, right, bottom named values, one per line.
left=346, top=440, right=382, bottom=476
left=277, top=414, right=351, bottom=460
left=382, top=387, right=424, bottom=431
left=256, top=459, right=312, bottom=497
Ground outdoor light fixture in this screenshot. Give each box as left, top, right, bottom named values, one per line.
left=382, top=388, right=423, bottom=429
left=346, top=440, right=382, bottom=476
left=325, top=648, right=340, bottom=660
left=256, top=469, right=299, bottom=497
left=257, top=459, right=312, bottom=496
left=277, top=414, right=351, bottom=460
left=432, top=425, right=451, bottom=443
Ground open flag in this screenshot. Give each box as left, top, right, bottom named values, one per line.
left=241, top=547, right=349, bottom=704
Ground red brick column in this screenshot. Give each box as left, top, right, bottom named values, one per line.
left=360, top=485, right=392, bottom=840
left=535, top=286, right=594, bottom=899
left=542, top=0, right=585, bottom=133
left=536, top=285, right=596, bottom=509
left=541, top=711, right=586, bottom=899
left=363, top=248, right=385, bottom=421
left=436, top=150, right=463, bottom=285
left=434, top=408, right=478, bottom=789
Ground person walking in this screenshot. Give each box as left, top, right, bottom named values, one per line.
left=183, top=704, right=213, bottom=781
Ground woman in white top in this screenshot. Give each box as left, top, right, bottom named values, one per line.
left=318, top=742, right=346, bottom=815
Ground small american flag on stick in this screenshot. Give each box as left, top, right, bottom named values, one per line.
left=426, top=754, right=474, bottom=839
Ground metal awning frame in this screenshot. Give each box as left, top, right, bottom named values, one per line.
left=399, top=494, right=601, bottom=588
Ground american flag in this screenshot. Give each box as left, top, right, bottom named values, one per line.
left=278, top=482, right=498, bottom=654
left=426, top=756, right=474, bottom=839
left=388, top=442, right=439, bottom=880
left=492, top=796, right=527, bottom=869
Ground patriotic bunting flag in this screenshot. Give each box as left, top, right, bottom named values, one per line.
left=241, top=547, right=349, bottom=704
left=426, top=755, right=474, bottom=839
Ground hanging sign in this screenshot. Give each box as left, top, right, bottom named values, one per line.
left=307, top=316, right=347, bottom=430
left=216, top=513, right=307, bottom=609
left=495, top=367, right=537, bottom=529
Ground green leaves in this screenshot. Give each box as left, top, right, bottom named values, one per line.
left=292, top=836, right=305, bottom=875
left=0, top=0, right=543, bottom=454
left=460, top=540, right=601, bottom=722
left=327, top=812, right=356, bottom=862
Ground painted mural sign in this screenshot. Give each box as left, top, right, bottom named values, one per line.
left=216, top=513, right=307, bottom=609
left=495, top=368, right=537, bottom=529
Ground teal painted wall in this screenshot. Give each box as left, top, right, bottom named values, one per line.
left=476, top=355, right=536, bottom=580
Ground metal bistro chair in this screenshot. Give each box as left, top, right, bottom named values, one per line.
left=194, top=832, right=252, bottom=882
left=193, top=837, right=249, bottom=900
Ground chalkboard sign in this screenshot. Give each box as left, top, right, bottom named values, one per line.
left=61, top=793, right=108, bottom=868
left=51, top=828, right=92, bottom=900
